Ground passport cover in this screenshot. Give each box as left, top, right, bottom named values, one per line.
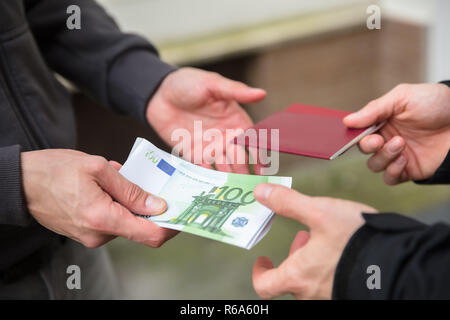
left=236, top=103, right=383, bottom=160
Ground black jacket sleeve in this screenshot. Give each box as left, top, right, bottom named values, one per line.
left=0, top=145, right=30, bottom=226
left=333, top=152, right=450, bottom=299
left=415, top=150, right=450, bottom=185
left=24, top=0, right=176, bottom=121
left=333, top=213, right=450, bottom=299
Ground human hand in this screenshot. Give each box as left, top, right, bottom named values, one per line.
left=146, top=67, right=266, bottom=174
left=251, top=183, right=377, bottom=299
left=21, top=149, right=178, bottom=248
left=344, top=83, right=450, bottom=185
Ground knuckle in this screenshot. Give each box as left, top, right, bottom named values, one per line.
left=208, top=71, right=221, bottom=79
left=253, top=279, right=269, bottom=299
left=81, top=235, right=103, bottom=248
left=204, top=71, right=221, bottom=84
left=311, top=206, right=328, bottom=226
left=125, top=183, right=144, bottom=204
left=148, top=238, right=164, bottom=248
left=83, top=210, right=107, bottom=232
left=85, top=156, right=108, bottom=174
left=393, top=84, right=410, bottom=107
left=152, top=239, right=164, bottom=248
left=394, top=83, right=408, bottom=91
left=153, top=234, right=167, bottom=248
left=145, top=230, right=167, bottom=248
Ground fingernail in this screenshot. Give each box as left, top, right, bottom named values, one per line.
left=387, top=138, right=403, bottom=153
left=254, top=184, right=273, bottom=200
left=145, top=195, right=167, bottom=213
left=395, top=155, right=406, bottom=166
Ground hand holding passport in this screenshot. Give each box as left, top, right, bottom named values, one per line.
left=235, top=103, right=385, bottom=160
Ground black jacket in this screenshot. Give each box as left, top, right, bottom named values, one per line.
left=333, top=151, right=450, bottom=299
left=0, top=0, right=174, bottom=273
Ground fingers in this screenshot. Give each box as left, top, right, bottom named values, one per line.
left=211, top=74, right=266, bottom=104
left=200, top=163, right=214, bottom=170
left=367, top=136, right=405, bottom=173
left=253, top=183, right=320, bottom=228
left=227, top=143, right=251, bottom=174
left=253, top=231, right=311, bottom=299
left=344, top=85, right=408, bottom=128
left=248, top=146, right=270, bottom=175
left=289, top=231, right=310, bottom=256
left=358, top=134, right=384, bottom=154
left=103, top=201, right=178, bottom=248
left=383, top=156, right=408, bottom=185
left=214, top=162, right=234, bottom=173
left=230, top=163, right=251, bottom=174
left=253, top=256, right=289, bottom=299
left=88, top=157, right=167, bottom=216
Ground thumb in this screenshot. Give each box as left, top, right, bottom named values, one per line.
left=253, top=183, right=321, bottom=228
left=94, top=161, right=167, bottom=216
left=343, top=86, right=404, bottom=128
left=212, top=75, right=266, bottom=104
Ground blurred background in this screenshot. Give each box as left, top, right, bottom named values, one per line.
left=73, top=0, right=450, bottom=299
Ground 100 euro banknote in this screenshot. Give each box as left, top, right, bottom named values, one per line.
left=119, top=138, right=292, bottom=249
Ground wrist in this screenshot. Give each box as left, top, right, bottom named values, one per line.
left=145, top=68, right=178, bottom=122
left=20, top=151, right=44, bottom=217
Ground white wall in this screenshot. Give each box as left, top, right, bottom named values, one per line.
left=381, top=0, right=450, bottom=81
left=98, top=0, right=450, bottom=81
left=427, top=0, right=450, bottom=81
left=98, top=0, right=369, bottom=43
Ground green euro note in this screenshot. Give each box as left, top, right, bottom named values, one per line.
left=119, top=138, right=292, bottom=249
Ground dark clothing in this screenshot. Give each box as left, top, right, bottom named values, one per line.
left=333, top=151, right=450, bottom=299
left=0, top=0, right=174, bottom=274
left=0, top=240, right=119, bottom=299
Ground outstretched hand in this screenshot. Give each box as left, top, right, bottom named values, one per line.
left=344, top=83, right=450, bottom=185
left=146, top=67, right=266, bottom=174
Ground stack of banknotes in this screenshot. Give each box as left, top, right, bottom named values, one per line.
left=119, top=138, right=292, bottom=249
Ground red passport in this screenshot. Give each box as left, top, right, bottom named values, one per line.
left=236, top=104, right=384, bottom=160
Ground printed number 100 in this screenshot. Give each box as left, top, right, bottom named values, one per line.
left=208, top=186, right=255, bottom=205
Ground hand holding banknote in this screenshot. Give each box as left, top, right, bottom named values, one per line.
left=119, top=138, right=292, bottom=249
left=21, top=149, right=177, bottom=248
